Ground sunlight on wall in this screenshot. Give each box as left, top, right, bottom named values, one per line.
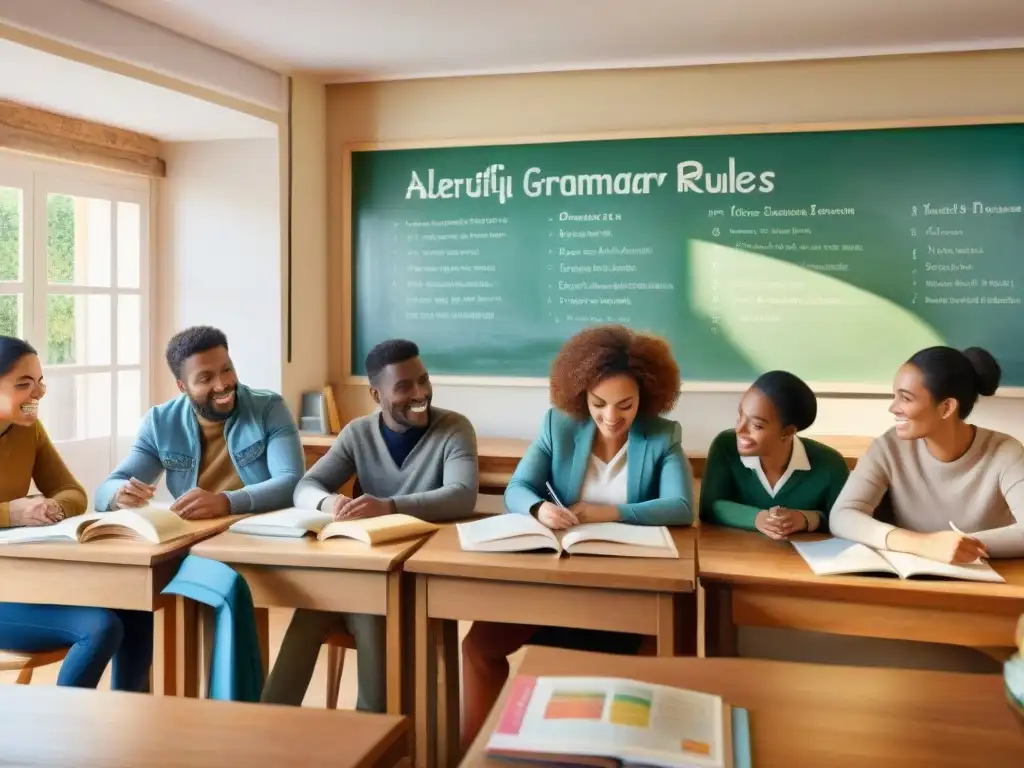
left=688, top=240, right=944, bottom=384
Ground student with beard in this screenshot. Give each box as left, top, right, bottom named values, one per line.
left=95, top=325, right=304, bottom=517
left=262, top=338, right=479, bottom=711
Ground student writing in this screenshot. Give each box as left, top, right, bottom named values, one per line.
left=700, top=370, right=849, bottom=537
left=460, top=325, right=695, bottom=749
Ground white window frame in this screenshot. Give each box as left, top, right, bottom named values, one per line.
left=0, top=151, right=152, bottom=471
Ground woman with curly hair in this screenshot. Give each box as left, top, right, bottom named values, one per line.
left=459, top=325, right=695, bottom=749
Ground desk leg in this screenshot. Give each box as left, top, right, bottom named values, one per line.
left=414, top=576, right=436, bottom=768
left=436, top=619, right=460, bottom=768
left=254, top=607, right=270, bottom=678
left=385, top=571, right=404, bottom=716
left=703, top=583, right=737, bottom=657
left=174, top=595, right=199, bottom=697
left=655, top=593, right=677, bottom=657
left=152, top=597, right=176, bottom=696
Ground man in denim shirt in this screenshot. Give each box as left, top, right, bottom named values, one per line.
left=95, top=326, right=304, bottom=516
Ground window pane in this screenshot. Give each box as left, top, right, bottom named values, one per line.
left=38, top=372, right=111, bottom=441
left=117, top=201, right=141, bottom=288
left=117, top=369, right=142, bottom=437
left=117, top=294, right=140, bottom=365
left=0, top=187, right=22, bottom=282
left=47, top=294, right=111, bottom=365
left=48, top=194, right=111, bottom=287
left=0, top=294, right=21, bottom=336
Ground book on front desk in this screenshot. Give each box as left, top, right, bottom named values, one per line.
left=485, top=674, right=751, bottom=768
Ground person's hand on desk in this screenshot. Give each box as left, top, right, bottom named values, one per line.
left=334, top=495, right=395, bottom=521
left=887, top=529, right=988, bottom=564
left=534, top=501, right=577, bottom=530
left=170, top=488, right=231, bottom=519
left=9, top=496, right=64, bottom=526
left=755, top=507, right=808, bottom=540
left=570, top=502, right=619, bottom=525
left=113, top=477, right=157, bottom=508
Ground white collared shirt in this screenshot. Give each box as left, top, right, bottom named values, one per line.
left=579, top=442, right=629, bottom=505
left=739, top=435, right=811, bottom=497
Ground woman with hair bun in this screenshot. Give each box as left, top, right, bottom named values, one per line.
left=830, top=345, right=1024, bottom=563
left=700, top=370, right=849, bottom=538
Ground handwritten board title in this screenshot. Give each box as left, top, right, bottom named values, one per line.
left=404, top=159, right=775, bottom=205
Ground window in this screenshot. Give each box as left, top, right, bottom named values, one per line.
left=0, top=154, right=150, bottom=493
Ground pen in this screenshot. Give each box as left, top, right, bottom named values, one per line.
left=545, top=481, right=567, bottom=509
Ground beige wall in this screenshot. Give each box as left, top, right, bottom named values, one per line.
left=156, top=138, right=282, bottom=403
left=322, top=50, right=1024, bottom=445
left=282, top=76, right=329, bottom=416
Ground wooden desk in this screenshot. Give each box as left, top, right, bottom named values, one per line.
left=405, top=524, right=697, bottom=768
left=0, top=515, right=240, bottom=696
left=302, top=433, right=870, bottom=488
left=301, top=434, right=530, bottom=490
left=461, top=646, right=1024, bottom=767
left=190, top=531, right=429, bottom=715
left=0, top=684, right=410, bottom=768
left=698, top=525, right=1024, bottom=656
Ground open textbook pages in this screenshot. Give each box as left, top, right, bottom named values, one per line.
left=457, top=515, right=678, bottom=559
left=0, top=503, right=191, bottom=545
left=486, top=675, right=741, bottom=768
left=229, top=509, right=438, bottom=546
left=792, top=537, right=1005, bottom=583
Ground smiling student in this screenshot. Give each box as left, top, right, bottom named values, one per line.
left=700, top=370, right=849, bottom=538
left=830, top=346, right=1024, bottom=562
left=263, top=339, right=479, bottom=712
left=0, top=336, right=151, bottom=691
left=459, top=325, right=695, bottom=749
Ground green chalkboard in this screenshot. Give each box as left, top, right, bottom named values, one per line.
left=350, top=122, right=1024, bottom=387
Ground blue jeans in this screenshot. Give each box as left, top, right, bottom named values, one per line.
left=0, top=602, right=153, bottom=691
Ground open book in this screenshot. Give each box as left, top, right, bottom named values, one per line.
left=457, top=515, right=678, bottom=559
left=228, top=508, right=438, bottom=546
left=0, top=504, right=192, bottom=545
left=486, top=674, right=750, bottom=768
left=792, top=537, right=1005, bottom=583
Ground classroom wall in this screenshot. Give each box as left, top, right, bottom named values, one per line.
left=155, top=138, right=282, bottom=403
left=323, top=50, right=1024, bottom=445
left=282, top=76, right=330, bottom=419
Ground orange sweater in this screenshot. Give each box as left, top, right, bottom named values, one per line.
left=0, top=421, right=88, bottom=527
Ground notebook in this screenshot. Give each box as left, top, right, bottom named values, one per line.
left=457, top=515, right=678, bottom=559
left=486, top=674, right=750, bottom=768
left=792, top=537, right=1005, bottom=583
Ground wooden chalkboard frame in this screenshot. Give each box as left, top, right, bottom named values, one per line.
left=340, top=114, right=1024, bottom=397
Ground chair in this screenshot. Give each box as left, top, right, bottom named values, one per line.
left=324, top=629, right=357, bottom=708
left=0, top=648, right=68, bottom=685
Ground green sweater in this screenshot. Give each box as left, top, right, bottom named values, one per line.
left=699, top=429, right=850, bottom=532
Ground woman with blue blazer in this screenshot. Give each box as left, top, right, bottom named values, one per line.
left=460, top=325, right=695, bottom=749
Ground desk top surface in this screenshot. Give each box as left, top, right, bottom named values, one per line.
left=191, top=528, right=430, bottom=572
left=461, top=646, right=1024, bottom=768
left=0, top=515, right=241, bottom=567
left=698, top=525, right=1024, bottom=602
left=0, top=685, right=407, bottom=768
left=404, top=523, right=696, bottom=592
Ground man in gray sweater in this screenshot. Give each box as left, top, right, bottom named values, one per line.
left=261, top=339, right=479, bottom=710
